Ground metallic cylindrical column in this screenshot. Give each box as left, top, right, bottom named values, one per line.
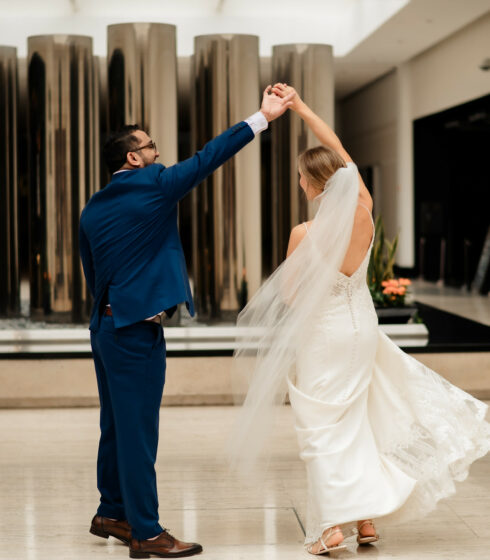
left=94, top=55, right=109, bottom=188
left=176, top=56, right=194, bottom=280
left=17, top=57, right=30, bottom=283
left=270, top=44, right=334, bottom=270
left=0, top=46, right=20, bottom=316
left=192, top=34, right=262, bottom=319
left=107, top=23, right=178, bottom=168
left=28, top=35, right=96, bottom=322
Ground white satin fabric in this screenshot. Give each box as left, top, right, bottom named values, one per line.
left=288, top=224, right=490, bottom=544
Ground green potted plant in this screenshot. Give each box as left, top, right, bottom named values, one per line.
left=367, top=216, right=417, bottom=323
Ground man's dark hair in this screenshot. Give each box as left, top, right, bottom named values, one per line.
left=103, top=124, right=141, bottom=174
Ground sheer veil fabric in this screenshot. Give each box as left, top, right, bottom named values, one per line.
left=228, top=162, right=360, bottom=474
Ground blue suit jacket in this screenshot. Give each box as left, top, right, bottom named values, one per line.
left=79, top=120, right=254, bottom=330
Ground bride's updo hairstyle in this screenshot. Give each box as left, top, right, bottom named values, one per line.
left=298, top=145, right=346, bottom=193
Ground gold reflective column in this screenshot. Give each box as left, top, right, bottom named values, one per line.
left=28, top=35, right=96, bottom=322
left=192, top=34, right=262, bottom=319
left=107, top=23, right=178, bottom=168
left=270, top=44, right=334, bottom=269
left=0, top=47, right=19, bottom=316
left=94, top=55, right=109, bottom=187
left=176, top=55, right=194, bottom=281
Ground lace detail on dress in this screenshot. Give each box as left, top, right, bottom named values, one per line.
left=368, top=343, right=490, bottom=528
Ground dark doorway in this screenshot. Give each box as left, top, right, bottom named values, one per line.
left=414, top=94, right=490, bottom=290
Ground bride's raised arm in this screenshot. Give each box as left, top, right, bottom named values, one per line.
left=272, top=83, right=371, bottom=204
left=272, top=83, right=351, bottom=161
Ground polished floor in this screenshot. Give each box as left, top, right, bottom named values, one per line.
left=410, top=279, right=490, bottom=326
left=1, top=405, right=489, bottom=560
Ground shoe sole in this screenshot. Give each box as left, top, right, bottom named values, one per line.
left=90, top=525, right=131, bottom=546
left=307, top=543, right=347, bottom=555
left=357, top=536, right=379, bottom=545
left=129, top=544, right=203, bottom=558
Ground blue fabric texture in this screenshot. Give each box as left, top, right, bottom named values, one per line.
left=80, top=120, right=254, bottom=330
left=91, top=314, right=165, bottom=540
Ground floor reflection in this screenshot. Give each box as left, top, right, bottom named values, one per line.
left=0, top=405, right=488, bottom=559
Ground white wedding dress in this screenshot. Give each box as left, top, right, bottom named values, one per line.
left=229, top=163, right=490, bottom=547
left=288, top=213, right=490, bottom=544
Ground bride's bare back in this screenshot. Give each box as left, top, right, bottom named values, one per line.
left=287, top=188, right=374, bottom=277
left=339, top=195, right=374, bottom=277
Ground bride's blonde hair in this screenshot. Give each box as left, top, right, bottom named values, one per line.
left=298, top=145, right=346, bottom=192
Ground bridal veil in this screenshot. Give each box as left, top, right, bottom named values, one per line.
left=228, top=161, right=360, bottom=475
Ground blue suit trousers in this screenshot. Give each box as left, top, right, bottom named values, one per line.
left=90, top=313, right=166, bottom=540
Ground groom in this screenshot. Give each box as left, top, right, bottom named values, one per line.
left=79, top=86, right=293, bottom=558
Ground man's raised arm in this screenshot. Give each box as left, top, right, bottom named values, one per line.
left=159, top=86, right=295, bottom=202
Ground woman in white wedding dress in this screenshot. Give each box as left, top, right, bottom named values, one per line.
left=229, top=84, right=490, bottom=555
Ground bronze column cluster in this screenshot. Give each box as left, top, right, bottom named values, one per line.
left=1, top=26, right=334, bottom=323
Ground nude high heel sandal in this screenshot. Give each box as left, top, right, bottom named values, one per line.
left=307, top=527, right=347, bottom=555
left=357, top=520, right=379, bottom=545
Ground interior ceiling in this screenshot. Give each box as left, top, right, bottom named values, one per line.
left=335, top=0, right=490, bottom=98
left=0, top=0, right=489, bottom=98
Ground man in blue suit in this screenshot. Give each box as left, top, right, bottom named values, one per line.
left=80, top=86, right=293, bottom=558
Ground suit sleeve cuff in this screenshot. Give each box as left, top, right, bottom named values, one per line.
left=245, top=111, right=269, bottom=135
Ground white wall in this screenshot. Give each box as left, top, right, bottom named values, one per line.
left=338, top=12, right=490, bottom=268
left=339, top=71, right=399, bottom=244
left=409, top=11, right=490, bottom=119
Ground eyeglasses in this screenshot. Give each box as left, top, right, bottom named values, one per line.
left=132, top=140, right=157, bottom=153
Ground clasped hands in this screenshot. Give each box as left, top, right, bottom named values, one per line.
left=260, top=83, right=301, bottom=122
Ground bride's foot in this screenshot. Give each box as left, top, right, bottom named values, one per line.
left=307, top=525, right=346, bottom=555
left=357, top=519, right=379, bottom=545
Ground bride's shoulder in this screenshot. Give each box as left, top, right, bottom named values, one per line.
left=358, top=191, right=373, bottom=212
left=352, top=203, right=374, bottom=244
left=353, top=205, right=373, bottom=229
left=289, top=222, right=309, bottom=240
left=286, top=223, right=309, bottom=257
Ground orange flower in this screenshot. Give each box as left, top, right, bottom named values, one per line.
left=399, top=278, right=411, bottom=286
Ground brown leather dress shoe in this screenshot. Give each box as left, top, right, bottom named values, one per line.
left=129, top=529, right=203, bottom=558
left=90, top=515, right=132, bottom=545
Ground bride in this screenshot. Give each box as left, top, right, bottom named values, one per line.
left=229, top=83, right=490, bottom=555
